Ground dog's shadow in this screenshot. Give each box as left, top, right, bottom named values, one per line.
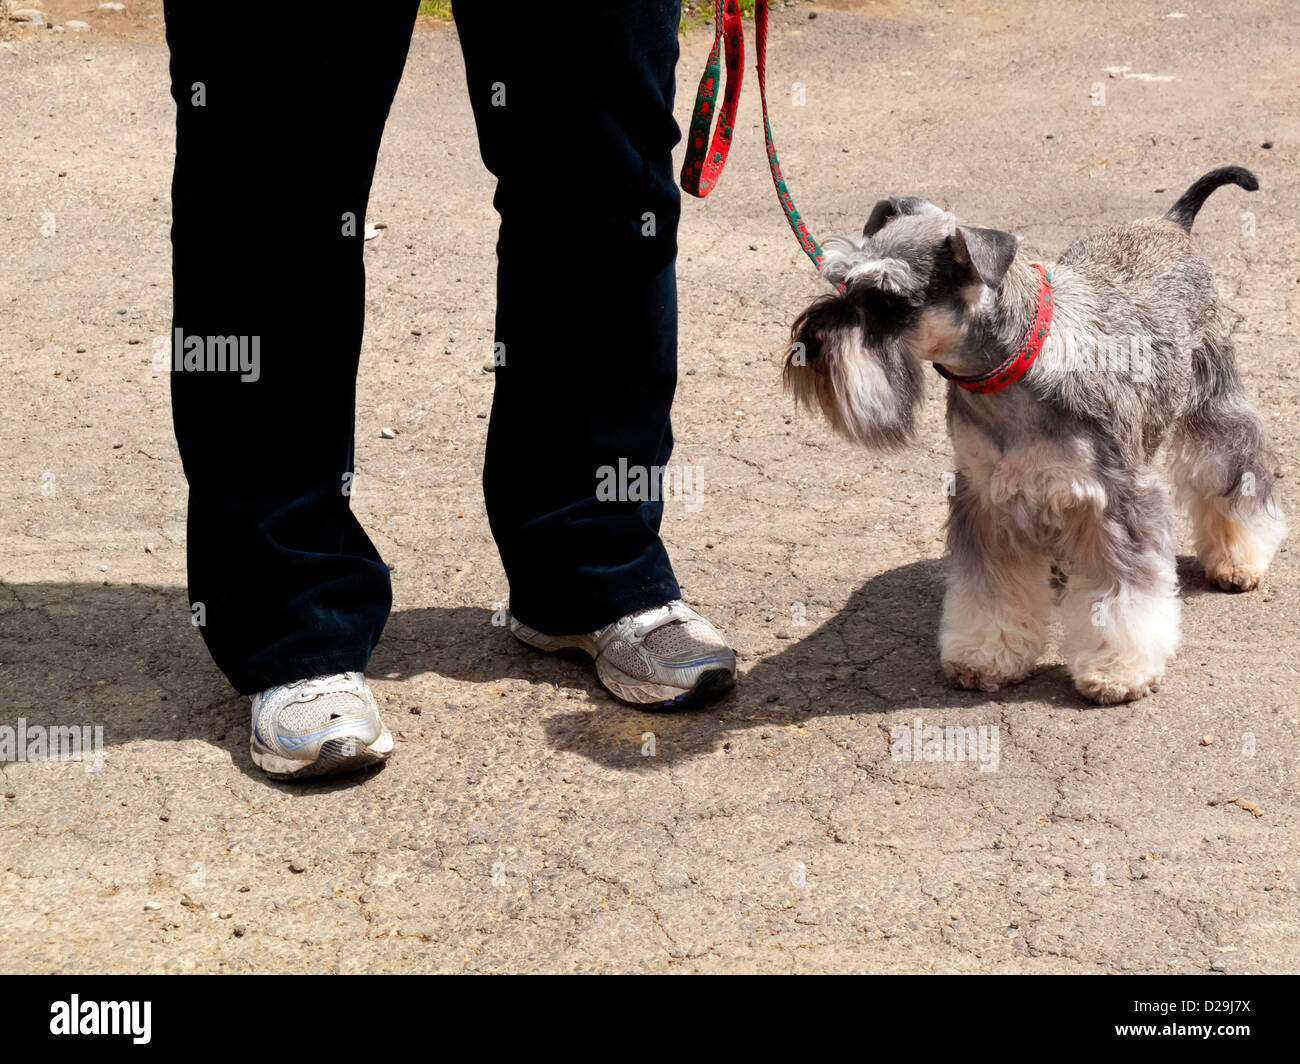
left=529, top=552, right=1234, bottom=768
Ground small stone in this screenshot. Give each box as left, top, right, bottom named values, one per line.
left=233, top=926, right=246, bottom=937
left=1201, top=735, right=1214, bottom=745
left=76, top=346, right=86, bottom=353
left=10, top=10, right=45, bottom=26
left=1261, top=141, right=1273, bottom=149
left=144, top=543, right=155, bottom=553
left=99, top=565, right=108, bottom=572
left=1154, top=187, right=1166, bottom=193
left=1210, top=960, right=1227, bottom=972
left=218, top=911, right=233, bottom=919
left=113, top=441, right=123, bottom=448
left=289, top=859, right=308, bottom=873
left=66, top=20, right=89, bottom=29
left=158, top=814, right=168, bottom=821
left=143, top=900, right=161, bottom=911
left=409, top=705, right=421, bottom=715
left=379, top=427, right=396, bottom=439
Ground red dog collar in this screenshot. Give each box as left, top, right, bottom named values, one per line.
left=935, top=263, right=1054, bottom=393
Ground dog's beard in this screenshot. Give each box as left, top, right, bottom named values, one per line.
left=784, top=293, right=925, bottom=451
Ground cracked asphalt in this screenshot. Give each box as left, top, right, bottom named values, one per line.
left=1, top=1, right=1297, bottom=973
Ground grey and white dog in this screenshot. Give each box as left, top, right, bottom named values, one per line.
left=785, top=167, right=1285, bottom=704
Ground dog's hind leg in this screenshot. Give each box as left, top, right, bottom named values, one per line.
left=939, top=477, right=1053, bottom=692
left=1169, top=339, right=1286, bottom=591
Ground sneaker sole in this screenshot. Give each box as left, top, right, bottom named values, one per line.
left=512, top=619, right=735, bottom=710
left=250, top=727, right=394, bottom=781
left=597, top=657, right=736, bottom=709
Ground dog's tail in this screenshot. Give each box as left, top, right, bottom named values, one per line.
left=1165, top=166, right=1259, bottom=232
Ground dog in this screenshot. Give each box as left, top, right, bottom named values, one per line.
left=784, top=167, right=1286, bottom=704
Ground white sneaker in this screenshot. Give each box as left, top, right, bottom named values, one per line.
left=511, top=600, right=737, bottom=708
left=250, top=672, right=393, bottom=779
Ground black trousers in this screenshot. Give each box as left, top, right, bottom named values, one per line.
left=165, top=3, right=684, bottom=694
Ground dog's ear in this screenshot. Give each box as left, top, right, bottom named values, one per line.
left=950, top=225, right=1020, bottom=287
left=863, top=196, right=937, bottom=237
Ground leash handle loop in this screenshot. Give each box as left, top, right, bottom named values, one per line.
left=681, top=1, right=825, bottom=272
left=680, top=0, right=744, bottom=198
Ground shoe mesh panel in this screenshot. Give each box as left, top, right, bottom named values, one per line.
left=277, top=690, right=364, bottom=731
left=602, top=638, right=654, bottom=679
left=642, top=618, right=727, bottom=661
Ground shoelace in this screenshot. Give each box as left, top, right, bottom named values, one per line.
left=273, top=672, right=365, bottom=704
left=610, top=601, right=695, bottom=645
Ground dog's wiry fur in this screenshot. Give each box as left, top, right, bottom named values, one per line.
left=785, top=168, right=1285, bottom=704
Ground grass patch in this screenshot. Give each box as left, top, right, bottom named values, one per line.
left=681, top=1, right=758, bottom=32
left=417, top=1, right=453, bottom=18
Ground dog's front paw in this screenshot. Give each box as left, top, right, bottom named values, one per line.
left=942, top=658, right=1030, bottom=693
left=1073, top=669, right=1161, bottom=705
left=1203, top=560, right=1266, bottom=593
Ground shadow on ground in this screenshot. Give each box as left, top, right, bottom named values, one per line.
left=2, top=553, right=1226, bottom=779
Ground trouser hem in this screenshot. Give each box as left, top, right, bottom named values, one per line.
left=509, top=578, right=682, bottom=636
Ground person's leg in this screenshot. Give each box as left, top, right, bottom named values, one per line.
left=164, top=4, right=418, bottom=696
left=453, top=1, right=684, bottom=635
left=453, top=3, right=735, bottom=707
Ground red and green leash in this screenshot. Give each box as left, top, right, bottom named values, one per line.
left=681, top=0, right=825, bottom=270
left=683, top=3, right=1055, bottom=394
